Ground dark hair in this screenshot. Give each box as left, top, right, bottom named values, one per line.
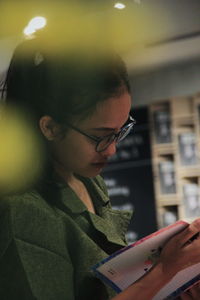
left=5, top=38, right=131, bottom=127
left=4, top=38, right=131, bottom=196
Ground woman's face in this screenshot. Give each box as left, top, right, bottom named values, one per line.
left=50, top=92, right=132, bottom=178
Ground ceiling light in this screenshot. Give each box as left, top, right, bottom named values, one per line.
left=23, top=26, right=36, bottom=36
left=114, top=3, right=126, bottom=10
left=23, top=16, right=47, bottom=37
left=28, top=16, right=47, bottom=30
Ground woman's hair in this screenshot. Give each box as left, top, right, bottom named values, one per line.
left=3, top=37, right=131, bottom=195
left=5, top=38, right=131, bottom=127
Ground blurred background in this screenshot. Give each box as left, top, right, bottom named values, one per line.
left=1, top=0, right=200, bottom=243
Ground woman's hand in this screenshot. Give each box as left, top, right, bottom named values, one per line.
left=112, top=220, right=200, bottom=300
left=176, top=283, right=200, bottom=300
left=159, top=219, right=200, bottom=278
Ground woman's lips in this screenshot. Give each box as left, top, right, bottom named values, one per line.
left=91, top=162, right=107, bottom=168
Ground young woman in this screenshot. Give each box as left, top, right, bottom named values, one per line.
left=1, top=37, right=200, bottom=300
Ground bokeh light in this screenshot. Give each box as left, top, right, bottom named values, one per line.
left=0, top=105, right=44, bottom=194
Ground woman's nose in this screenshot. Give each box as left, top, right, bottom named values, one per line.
left=101, top=141, right=117, bottom=158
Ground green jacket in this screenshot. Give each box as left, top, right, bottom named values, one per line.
left=0, top=175, right=132, bottom=300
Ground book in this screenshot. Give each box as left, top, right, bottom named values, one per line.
left=92, top=220, right=200, bottom=300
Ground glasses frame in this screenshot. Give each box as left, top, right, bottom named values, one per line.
left=66, top=115, right=136, bottom=153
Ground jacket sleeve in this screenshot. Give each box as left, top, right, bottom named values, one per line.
left=0, top=195, right=75, bottom=300
left=0, top=238, right=37, bottom=299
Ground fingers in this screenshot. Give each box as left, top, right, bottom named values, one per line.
left=173, top=219, right=200, bottom=247
left=179, top=284, right=200, bottom=300
left=190, top=219, right=200, bottom=232
left=179, top=293, right=192, bottom=300
left=160, top=219, right=200, bottom=277
left=188, top=282, right=200, bottom=299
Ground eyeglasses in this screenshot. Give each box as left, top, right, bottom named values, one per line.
left=66, top=115, right=136, bottom=152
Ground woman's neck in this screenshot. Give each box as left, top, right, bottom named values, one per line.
left=53, top=160, right=96, bottom=214
left=53, top=160, right=75, bottom=184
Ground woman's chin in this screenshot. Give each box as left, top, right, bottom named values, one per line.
left=77, top=165, right=105, bottom=178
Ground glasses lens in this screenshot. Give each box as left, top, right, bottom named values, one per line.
left=117, top=123, right=134, bottom=142
left=96, top=134, right=116, bottom=152
left=96, top=118, right=135, bottom=152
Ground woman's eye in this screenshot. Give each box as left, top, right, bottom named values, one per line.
left=91, top=132, right=115, bottom=140
left=93, top=135, right=103, bottom=140
left=91, top=132, right=106, bottom=139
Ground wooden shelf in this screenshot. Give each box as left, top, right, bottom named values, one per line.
left=157, top=195, right=180, bottom=206
left=149, top=95, right=200, bottom=227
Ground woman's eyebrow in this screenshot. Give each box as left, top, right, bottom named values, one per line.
left=90, top=119, right=129, bottom=132
left=90, top=127, right=115, bottom=132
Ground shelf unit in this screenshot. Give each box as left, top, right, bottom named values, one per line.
left=149, top=95, right=200, bottom=228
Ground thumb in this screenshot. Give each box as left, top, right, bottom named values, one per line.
left=173, top=219, right=200, bottom=246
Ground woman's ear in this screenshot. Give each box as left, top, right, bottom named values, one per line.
left=39, top=115, right=60, bottom=141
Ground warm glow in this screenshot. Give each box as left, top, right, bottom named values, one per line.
left=1, top=1, right=165, bottom=54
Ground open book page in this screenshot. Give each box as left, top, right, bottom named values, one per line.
left=92, top=220, right=200, bottom=299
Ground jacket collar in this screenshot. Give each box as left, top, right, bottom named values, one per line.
left=58, top=176, right=109, bottom=214
left=53, top=176, right=132, bottom=248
